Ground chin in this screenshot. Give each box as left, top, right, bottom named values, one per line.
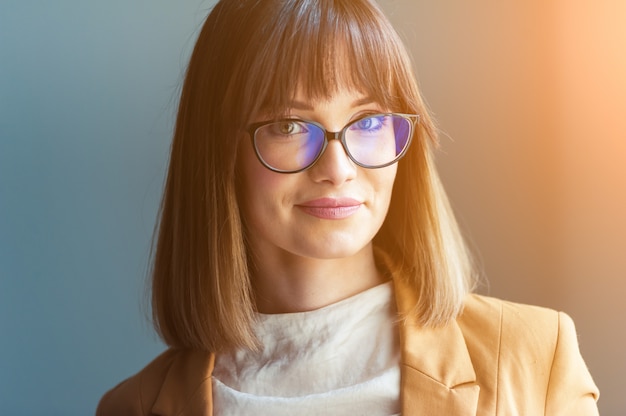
left=295, top=239, right=373, bottom=260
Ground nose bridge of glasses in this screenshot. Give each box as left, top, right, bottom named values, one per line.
left=324, top=130, right=342, bottom=142
left=317, top=128, right=353, bottom=166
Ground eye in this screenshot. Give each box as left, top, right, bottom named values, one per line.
left=278, top=121, right=295, bottom=134
left=273, top=120, right=308, bottom=135
left=352, top=115, right=384, bottom=132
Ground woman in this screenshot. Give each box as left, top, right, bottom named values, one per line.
left=97, top=0, right=599, bottom=414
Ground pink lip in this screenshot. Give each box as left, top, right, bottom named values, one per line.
left=297, top=197, right=362, bottom=219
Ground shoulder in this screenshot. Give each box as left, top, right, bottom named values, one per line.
left=96, top=348, right=215, bottom=416
left=459, top=293, right=564, bottom=339
left=96, top=349, right=179, bottom=415
left=456, top=294, right=598, bottom=414
left=457, top=293, right=566, bottom=367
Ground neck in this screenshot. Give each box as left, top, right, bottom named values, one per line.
left=251, top=243, right=385, bottom=314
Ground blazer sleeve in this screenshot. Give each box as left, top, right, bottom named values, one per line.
left=95, top=349, right=180, bottom=416
left=96, top=376, right=146, bottom=416
left=544, top=312, right=599, bottom=416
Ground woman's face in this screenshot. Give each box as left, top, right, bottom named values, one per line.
left=237, top=87, right=398, bottom=263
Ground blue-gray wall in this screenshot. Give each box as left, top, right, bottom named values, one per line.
left=0, top=1, right=217, bottom=414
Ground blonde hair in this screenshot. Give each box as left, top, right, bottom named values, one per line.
left=151, top=0, right=476, bottom=352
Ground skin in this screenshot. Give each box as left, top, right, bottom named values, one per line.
left=238, top=88, right=398, bottom=314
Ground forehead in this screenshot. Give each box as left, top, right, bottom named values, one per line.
left=258, top=64, right=377, bottom=119
left=292, top=40, right=368, bottom=98
left=290, top=83, right=372, bottom=108
left=253, top=88, right=379, bottom=125
left=239, top=6, right=406, bottom=124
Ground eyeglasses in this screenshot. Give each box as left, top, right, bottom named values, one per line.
left=247, top=113, right=419, bottom=173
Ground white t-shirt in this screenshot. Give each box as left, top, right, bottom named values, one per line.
left=212, top=281, right=401, bottom=416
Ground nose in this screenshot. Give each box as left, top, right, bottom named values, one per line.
left=308, top=136, right=357, bottom=185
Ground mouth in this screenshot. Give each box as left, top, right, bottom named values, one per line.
left=296, top=197, right=363, bottom=220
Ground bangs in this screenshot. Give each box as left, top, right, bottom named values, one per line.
left=231, top=0, right=415, bottom=122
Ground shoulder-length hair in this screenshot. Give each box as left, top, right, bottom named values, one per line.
left=151, top=0, right=477, bottom=352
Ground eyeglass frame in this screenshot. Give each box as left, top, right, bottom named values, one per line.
left=246, top=113, right=419, bottom=174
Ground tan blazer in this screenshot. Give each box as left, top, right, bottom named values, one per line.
left=97, top=278, right=599, bottom=415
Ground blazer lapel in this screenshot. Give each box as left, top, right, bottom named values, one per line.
left=394, top=278, right=480, bottom=416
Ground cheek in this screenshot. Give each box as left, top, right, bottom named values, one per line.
left=238, top=142, right=267, bottom=206
left=237, top=140, right=288, bottom=222
left=373, top=165, right=398, bottom=207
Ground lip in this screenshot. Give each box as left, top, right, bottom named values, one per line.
left=296, top=197, right=363, bottom=219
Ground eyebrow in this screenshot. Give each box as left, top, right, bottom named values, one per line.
left=287, top=96, right=375, bottom=111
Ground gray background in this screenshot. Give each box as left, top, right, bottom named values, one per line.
left=1, top=0, right=623, bottom=414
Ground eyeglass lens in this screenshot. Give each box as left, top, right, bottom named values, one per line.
left=253, top=114, right=413, bottom=172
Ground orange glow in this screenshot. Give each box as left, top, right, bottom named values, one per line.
left=382, top=1, right=626, bottom=413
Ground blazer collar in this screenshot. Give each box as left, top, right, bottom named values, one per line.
left=150, top=278, right=480, bottom=415
left=393, top=276, right=480, bottom=415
